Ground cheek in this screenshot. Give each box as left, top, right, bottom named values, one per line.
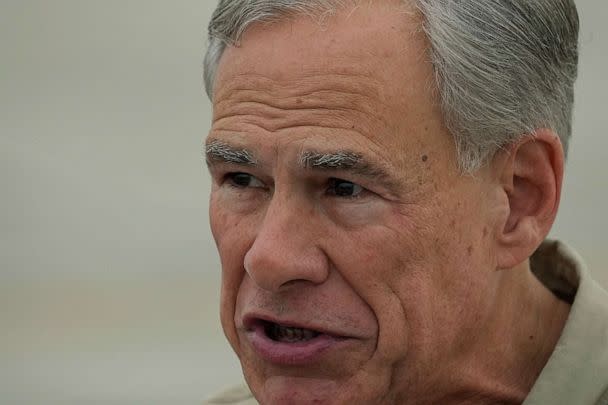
left=210, top=191, right=262, bottom=260
left=322, top=221, right=423, bottom=365
left=389, top=194, right=495, bottom=363
left=328, top=196, right=491, bottom=373
left=209, top=197, right=259, bottom=353
left=323, top=199, right=393, bottom=228
left=210, top=191, right=252, bottom=243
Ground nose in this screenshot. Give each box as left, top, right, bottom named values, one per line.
left=243, top=195, right=329, bottom=292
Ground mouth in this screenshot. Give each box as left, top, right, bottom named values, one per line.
left=243, top=317, right=349, bottom=366
left=263, top=321, right=322, bottom=343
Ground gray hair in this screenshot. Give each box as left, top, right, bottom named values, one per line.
left=203, top=0, right=579, bottom=172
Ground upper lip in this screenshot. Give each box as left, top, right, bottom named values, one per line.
left=241, top=312, right=352, bottom=339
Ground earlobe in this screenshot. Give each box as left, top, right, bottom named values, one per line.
left=494, top=130, right=564, bottom=270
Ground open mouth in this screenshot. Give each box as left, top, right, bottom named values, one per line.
left=244, top=317, right=348, bottom=365
left=263, top=321, right=322, bottom=343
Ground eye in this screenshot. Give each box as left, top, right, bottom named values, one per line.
left=226, top=172, right=265, bottom=189
left=327, top=178, right=364, bottom=198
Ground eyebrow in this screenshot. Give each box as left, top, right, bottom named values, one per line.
left=299, top=151, right=387, bottom=179
left=205, top=141, right=400, bottom=193
left=205, top=140, right=257, bottom=167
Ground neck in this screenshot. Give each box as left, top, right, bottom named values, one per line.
left=446, top=261, right=571, bottom=404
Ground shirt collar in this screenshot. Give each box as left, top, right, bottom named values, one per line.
left=524, top=240, right=608, bottom=404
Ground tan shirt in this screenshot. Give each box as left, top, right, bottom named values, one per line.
left=204, top=240, right=608, bottom=404
left=523, top=240, right=608, bottom=404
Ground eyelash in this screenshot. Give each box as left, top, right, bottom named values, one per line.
left=326, top=178, right=364, bottom=199
left=222, top=172, right=367, bottom=199
left=224, top=172, right=265, bottom=189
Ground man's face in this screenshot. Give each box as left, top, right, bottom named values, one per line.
left=207, top=2, right=503, bottom=403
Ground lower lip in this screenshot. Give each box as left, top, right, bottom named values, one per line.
left=246, top=325, right=345, bottom=366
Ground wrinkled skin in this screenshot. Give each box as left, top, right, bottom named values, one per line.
left=206, top=1, right=569, bottom=404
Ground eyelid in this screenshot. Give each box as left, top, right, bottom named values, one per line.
left=326, top=177, right=367, bottom=199
left=246, top=174, right=265, bottom=188
left=225, top=172, right=266, bottom=189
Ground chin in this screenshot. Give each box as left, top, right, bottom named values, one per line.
left=248, top=374, right=344, bottom=405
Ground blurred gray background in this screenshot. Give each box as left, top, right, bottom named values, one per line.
left=0, top=1, right=606, bottom=404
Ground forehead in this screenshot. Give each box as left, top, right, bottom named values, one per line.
left=215, top=1, right=427, bottom=99
left=214, top=1, right=424, bottom=93
left=210, top=1, right=453, bottom=173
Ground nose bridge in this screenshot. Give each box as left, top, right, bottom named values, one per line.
left=263, top=191, right=304, bottom=240
left=244, top=191, right=328, bottom=292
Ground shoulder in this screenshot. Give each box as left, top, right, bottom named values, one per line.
left=525, top=241, right=608, bottom=404
left=203, top=384, right=257, bottom=405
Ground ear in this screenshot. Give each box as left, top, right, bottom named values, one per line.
left=492, top=129, right=564, bottom=269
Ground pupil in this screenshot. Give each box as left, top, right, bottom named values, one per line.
left=232, top=173, right=250, bottom=187
left=335, top=181, right=354, bottom=196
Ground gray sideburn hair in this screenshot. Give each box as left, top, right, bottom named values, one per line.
left=203, top=0, right=579, bottom=172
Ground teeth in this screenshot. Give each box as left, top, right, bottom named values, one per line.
left=267, top=323, right=319, bottom=343
left=287, top=328, right=297, bottom=340
left=302, top=329, right=316, bottom=340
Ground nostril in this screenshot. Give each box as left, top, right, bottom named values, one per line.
left=283, top=279, right=309, bottom=287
